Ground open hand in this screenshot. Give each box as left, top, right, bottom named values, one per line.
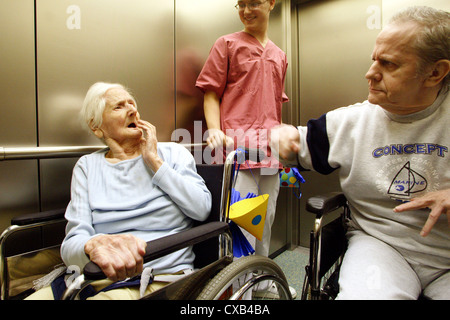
left=394, top=189, right=450, bottom=237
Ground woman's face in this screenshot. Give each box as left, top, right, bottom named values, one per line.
left=93, top=87, right=142, bottom=144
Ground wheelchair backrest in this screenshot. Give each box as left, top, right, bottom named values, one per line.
left=192, top=164, right=224, bottom=268
left=194, top=164, right=224, bottom=224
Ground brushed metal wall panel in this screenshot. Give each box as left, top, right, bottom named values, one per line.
left=174, top=0, right=242, bottom=143
left=0, top=160, right=40, bottom=231
left=296, top=0, right=381, bottom=246
left=0, top=0, right=39, bottom=231
left=36, top=0, right=175, bottom=145
left=382, top=0, right=450, bottom=25
left=298, top=0, right=381, bottom=123
left=0, top=0, right=37, bottom=147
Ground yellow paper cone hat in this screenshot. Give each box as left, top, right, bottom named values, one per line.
left=229, top=194, right=269, bottom=241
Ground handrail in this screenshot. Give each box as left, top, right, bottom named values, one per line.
left=0, top=146, right=106, bottom=161
left=0, top=143, right=206, bottom=161
left=0, top=146, right=105, bottom=161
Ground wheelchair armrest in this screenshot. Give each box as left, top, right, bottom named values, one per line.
left=10, top=208, right=66, bottom=226
left=83, top=221, right=230, bottom=280
left=306, top=192, right=347, bottom=218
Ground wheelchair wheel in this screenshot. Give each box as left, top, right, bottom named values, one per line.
left=196, top=255, right=292, bottom=300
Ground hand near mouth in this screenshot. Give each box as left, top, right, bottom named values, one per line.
left=137, top=120, right=163, bottom=173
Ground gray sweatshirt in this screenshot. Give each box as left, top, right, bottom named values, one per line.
left=294, top=87, right=449, bottom=269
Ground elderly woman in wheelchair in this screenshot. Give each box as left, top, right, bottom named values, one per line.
left=19, top=82, right=291, bottom=300
left=27, top=82, right=212, bottom=299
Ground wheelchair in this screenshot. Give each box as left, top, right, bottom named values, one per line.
left=301, top=192, right=349, bottom=300
left=300, top=191, right=437, bottom=300
left=0, top=147, right=292, bottom=300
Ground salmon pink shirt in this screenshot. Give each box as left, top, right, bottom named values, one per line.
left=196, top=31, right=288, bottom=169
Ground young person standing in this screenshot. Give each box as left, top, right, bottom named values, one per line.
left=196, top=0, right=293, bottom=298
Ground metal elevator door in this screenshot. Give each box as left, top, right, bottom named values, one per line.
left=296, top=0, right=381, bottom=246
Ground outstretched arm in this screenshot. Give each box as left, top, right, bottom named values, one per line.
left=270, top=123, right=300, bottom=163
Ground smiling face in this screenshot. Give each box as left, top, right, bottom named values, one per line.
left=365, top=22, right=434, bottom=115
left=237, top=0, right=274, bottom=35
left=93, top=87, right=142, bottom=144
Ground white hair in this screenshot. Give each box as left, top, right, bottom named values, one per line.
left=389, top=6, right=449, bottom=87
left=80, top=82, right=126, bottom=133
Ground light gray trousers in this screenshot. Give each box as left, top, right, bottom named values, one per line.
left=337, top=230, right=450, bottom=300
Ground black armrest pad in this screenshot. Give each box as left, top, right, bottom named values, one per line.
left=83, top=221, right=230, bottom=280
left=11, top=208, right=66, bottom=226
left=306, top=192, right=347, bottom=217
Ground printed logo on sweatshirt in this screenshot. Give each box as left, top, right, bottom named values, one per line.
left=372, top=143, right=448, bottom=158
left=374, top=155, right=441, bottom=201
left=387, top=161, right=427, bottom=198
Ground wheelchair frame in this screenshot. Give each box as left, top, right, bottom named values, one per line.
left=301, top=192, right=349, bottom=300
left=0, top=146, right=292, bottom=300
left=0, top=211, right=66, bottom=300
left=301, top=191, right=435, bottom=300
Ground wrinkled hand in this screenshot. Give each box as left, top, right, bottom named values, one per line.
left=269, top=124, right=300, bottom=162
left=206, top=128, right=234, bottom=150
left=394, top=189, right=450, bottom=237
left=84, top=234, right=147, bottom=282
left=137, top=120, right=163, bottom=172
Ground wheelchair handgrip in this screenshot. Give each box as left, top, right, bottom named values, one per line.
left=306, top=192, right=347, bottom=218
left=83, top=221, right=230, bottom=281
left=236, top=147, right=266, bottom=163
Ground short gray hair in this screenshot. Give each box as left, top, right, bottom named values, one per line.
left=389, top=6, right=450, bottom=87
left=80, top=82, right=127, bottom=132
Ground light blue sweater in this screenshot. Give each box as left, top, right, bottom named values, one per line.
left=61, top=142, right=212, bottom=274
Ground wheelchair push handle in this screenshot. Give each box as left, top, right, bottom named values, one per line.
left=234, top=147, right=266, bottom=164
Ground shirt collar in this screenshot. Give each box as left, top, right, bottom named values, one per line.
left=383, top=86, right=448, bottom=123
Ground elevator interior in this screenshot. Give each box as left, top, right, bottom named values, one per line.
left=0, top=0, right=290, bottom=257
left=1, top=0, right=448, bottom=255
